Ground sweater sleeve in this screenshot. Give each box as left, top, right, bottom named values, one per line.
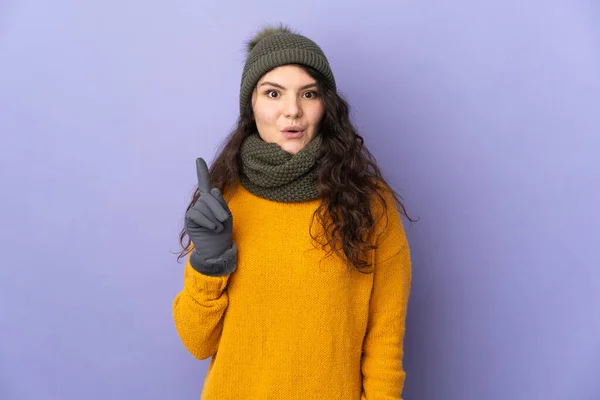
left=172, top=247, right=232, bottom=360
left=361, top=193, right=412, bottom=400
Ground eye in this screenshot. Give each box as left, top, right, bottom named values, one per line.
left=303, top=91, right=318, bottom=99
left=265, top=89, right=279, bottom=98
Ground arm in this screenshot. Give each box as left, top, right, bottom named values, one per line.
left=172, top=244, right=236, bottom=360
left=361, top=194, right=412, bottom=400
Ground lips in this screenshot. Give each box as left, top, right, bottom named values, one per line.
left=282, top=125, right=305, bottom=133
left=283, top=130, right=304, bottom=138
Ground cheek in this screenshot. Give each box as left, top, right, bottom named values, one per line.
left=308, top=104, right=325, bottom=125
left=254, top=100, right=279, bottom=125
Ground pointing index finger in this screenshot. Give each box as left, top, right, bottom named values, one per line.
left=195, top=157, right=211, bottom=194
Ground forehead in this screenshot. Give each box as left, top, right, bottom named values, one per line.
left=258, top=64, right=314, bottom=85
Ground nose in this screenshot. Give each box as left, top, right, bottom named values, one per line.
left=283, top=96, right=302, bottom=119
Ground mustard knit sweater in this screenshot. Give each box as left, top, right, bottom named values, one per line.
left=173, top=183, right=412, bottom=399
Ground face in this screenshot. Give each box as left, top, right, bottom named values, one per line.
left=251, top=64, right=325, bottom=155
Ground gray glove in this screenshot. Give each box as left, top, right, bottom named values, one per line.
left=184, top=157, right=237, bottom=276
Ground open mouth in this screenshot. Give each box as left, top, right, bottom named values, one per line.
left=283, top=130, right=304, bottom=139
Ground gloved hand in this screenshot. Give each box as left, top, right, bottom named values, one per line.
left=184, top=157, right=237, bottom=276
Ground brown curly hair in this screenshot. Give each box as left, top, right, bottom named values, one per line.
left=177, top=64, right=413, bottom=273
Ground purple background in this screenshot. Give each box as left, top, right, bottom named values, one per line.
left=1, top=1, right=599, bottom=399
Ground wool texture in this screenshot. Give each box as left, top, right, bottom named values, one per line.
left=239, top=133, right=322, bottom=202
left=172, top=183, right=412, bottom=399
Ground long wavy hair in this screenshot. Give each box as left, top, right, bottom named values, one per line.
left=177, top=64, right=412, bottom=273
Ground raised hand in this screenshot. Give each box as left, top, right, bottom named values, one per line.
left=184, top=158, right=234, bottom=263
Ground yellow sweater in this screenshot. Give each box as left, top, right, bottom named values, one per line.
left=173, top=183, right=411, bottom=399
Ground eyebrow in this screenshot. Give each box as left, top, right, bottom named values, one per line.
left=258, top=81, right=318, bottom=90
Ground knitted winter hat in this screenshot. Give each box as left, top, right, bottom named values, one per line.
left=239, top=24, right=337, bottom=114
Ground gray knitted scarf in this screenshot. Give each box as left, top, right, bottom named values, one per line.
left=239, top=133, right=322, bottom=202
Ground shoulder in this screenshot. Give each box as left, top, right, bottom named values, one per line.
left=370, top=182, right=402, bottom=229
left=370, top=182, right=407, bottom=255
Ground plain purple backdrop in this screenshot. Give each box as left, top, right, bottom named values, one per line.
left=1, top=1, right=599, bottom=399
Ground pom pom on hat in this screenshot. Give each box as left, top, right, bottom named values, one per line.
left=245, top=23, right=298, bottom=55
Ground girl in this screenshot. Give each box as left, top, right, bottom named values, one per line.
left=173, top=24, right=412, bottom=400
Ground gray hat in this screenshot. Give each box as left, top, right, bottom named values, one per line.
left=239, top=24, right=337, bottom=115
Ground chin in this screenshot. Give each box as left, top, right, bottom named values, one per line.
left=280, top=143, right=303, bottom=155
